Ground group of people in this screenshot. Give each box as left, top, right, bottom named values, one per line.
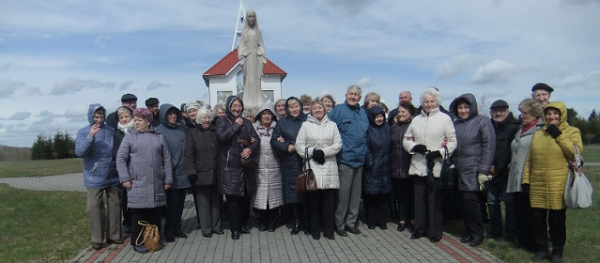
left=75, top=83, right=581, bottom=263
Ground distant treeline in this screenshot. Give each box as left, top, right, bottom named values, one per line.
left=30, top=131, right=76, bottom=160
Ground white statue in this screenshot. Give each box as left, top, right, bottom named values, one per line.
left=238, top=9, right=266, bottom=109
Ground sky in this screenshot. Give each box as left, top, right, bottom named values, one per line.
left=1, top=0, right=599, bottom=147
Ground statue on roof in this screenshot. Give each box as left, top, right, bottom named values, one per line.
left=238, top=9, right=266, bottom=109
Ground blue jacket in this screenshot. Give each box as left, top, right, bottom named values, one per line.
left=328, top=101, right=369, bottom=168
left=157, top=104, right=190, bottom=190
left=75, top=103, right=120, bottom=189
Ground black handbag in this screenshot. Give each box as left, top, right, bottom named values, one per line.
left=439, top=147, right=457, bottom=189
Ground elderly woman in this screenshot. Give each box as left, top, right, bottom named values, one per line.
left=523, top=101, right=582, bottom=263
left=112, top=106, right=134, bottom=235
left=506, top=98, right=544, bottom=251
left=449, top=93, right=495, bottom=247
left=403, top=87, right=457, bottom=243
left=321, top=94, right=336, bottom=113
left=300, top=94, right=312, bottom=115
left=213, top=104, right=226, bottom=119
left=252, top=102, right=284, bottom=232
left=116, top=108, right=173, bottom=254
left=271, top=97, right=307, bottom=235
left=184, top=102, right=201, bottom=130
left=363, top=105, right=392, bottom=230
left=157, top=104, right=190, bottom=242
left=362, top=92, right=381, bottom=110
left=390, top=101, right=417, bottom=232
left=215, top=96, right=260, bottom=240
left=186, top=108, right=223, bottom=238
left=296, top=98, right=342, bottom=240
left=275, top=99, right=287, bottom=119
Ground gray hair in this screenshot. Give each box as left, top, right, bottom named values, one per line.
left=518, top=98, right=543, bottom=117
left=116, top=107, right=132, bottom=117
left=196, top=108, right=212, bottom=124
left=346, top=85, right=362, bottom=96
left=420, top=86, right=442, bottom=106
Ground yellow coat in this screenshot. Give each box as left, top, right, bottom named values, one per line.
left=522, top=101, right=583, bottom=210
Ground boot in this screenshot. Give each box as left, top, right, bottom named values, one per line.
left=258, top=210, right=268, bottom=231
left=291, top=218, right=300, bottom=235
left=268, top=208, right=279, bottom=232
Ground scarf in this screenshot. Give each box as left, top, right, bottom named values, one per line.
left=117, top=120, right=134, bottom=134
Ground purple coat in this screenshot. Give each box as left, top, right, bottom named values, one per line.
left=116, top=126, right=173, bottom=209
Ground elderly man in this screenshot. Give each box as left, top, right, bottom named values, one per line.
left=388, top=91, right=413, bottom=124
left=531, top=83, right=553, bottom=107
left=328, top=85, right=370, bottom=236
left=75, top=104, right=122, bottom=250
left=106, top=93, right=138, bottom=128
left=145, top=97, right=160, bottom=127
left=487, top=100, right=520, bottom=241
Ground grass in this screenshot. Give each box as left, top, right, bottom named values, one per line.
left=0, top=159, right=83, bottom=178
left=0, top=184, right=89, bottom=263
left=583, top=144, right=600, bottom=163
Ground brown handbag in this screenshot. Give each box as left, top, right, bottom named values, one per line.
left=135, top=220, right=163, bottom=252
left=239, top=138, right=258, bottom=169
left=296, top=148, right=318, bottom=194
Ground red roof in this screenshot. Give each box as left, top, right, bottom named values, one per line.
left=203, top=49, right=286, bottom=80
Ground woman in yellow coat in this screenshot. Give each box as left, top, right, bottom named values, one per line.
left=522, top=101, right=582, bottom=263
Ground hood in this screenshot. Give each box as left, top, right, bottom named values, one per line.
left=255, top=102, right=276, bottom=122
left=543, top=101, right=568, bottom=128
left=226, top=95, right=244, bottom=119
left=285, top=97, right=306, bottom=121
left=87, top=103, right=106, bottom=126
left=367, top=105, right=385, bottom=127
left=450, top=93, right=478, bottom=121
left=306, top=113, right=330, bottom=125
left=159, top=103, right=182, bottom=128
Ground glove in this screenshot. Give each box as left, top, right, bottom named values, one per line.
left=188, top=174, right=198, bottom=184
left=546, top=125, right=562, bottom=139
left=412, top=144, right=428, bottom=154
left=477, top=172, right=492, bottom=191
left=426, top=150, right=441, bottom=161
left=313, top=149, right=326, bottom=165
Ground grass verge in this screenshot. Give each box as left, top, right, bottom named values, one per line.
left=0, top=159, right=83, bottom=178
left=0, top=184, right=89, bottom=262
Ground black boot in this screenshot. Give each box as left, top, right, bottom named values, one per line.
left=291, top=218, right=300, bottom=235
left=268, top=208, right=279, bottom=232
left=258, top=210, right=268, bottom=231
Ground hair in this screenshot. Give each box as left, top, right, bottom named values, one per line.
left=213, top=104, right=226, bottom=114
left=133, top=108, right=153, bottom=123
left=420, top=86, right=442, bottom=106
left=400, top=90, right=412, bottom=98
left=321, top=94, right=336, bottom=106
left=275, top=98, right=286, bottom=106
left=363, top=92, right=381, bottom=106
left=380, top=102, right=389, bottom=113
left=93, top=108, right=106, bottom=116
left=196, top=108, right=212, bottom=124
left=117, top=107, right=132, bottom=117
left=399, top=101, right=416, bottom=116
left=300, top=94, right=312, bottom=105
left=518, top=98, right=543, bottom=117
left=256, top=108, right=276, bottom=122
left=243, top=108, right=255, bottom=118
left=311, top=97, right=326, bottom=111
left=287, top=98, right=300, bottom=108
left=346, top=85, right=362, bottom=96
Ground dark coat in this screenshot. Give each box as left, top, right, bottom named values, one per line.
left=450, top=94, right=496, bottom=192
left=390, top=117, right=413, bottom=179
left=490, top=112, right=520, bottom=184
left=270, top=97, right=307, bottom=204
left=215, top=96, right=260, bottom=196
left=157, top=104, right=190, bottom=190
left=185, top=123, right=218, bottom=186
left=111, top=106, right=133, bottom=159
left=363, top=106, right=392, bottom=195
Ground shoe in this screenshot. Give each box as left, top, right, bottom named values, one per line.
left=368, top=225, right=376, bottom=230
left=551, top=255, right=563, bottom=263
left=107, top=239, right=124, bottom=244
left=397, top=223, right=406, bottom=232
left=379, top=225, right=387, bottom=230
left=531, top=251, right=549, bottom=262
left=324, top=234, right=335, bottom=240
left=312, top=233, right=321, bottom=240
left=133, top=245, right=149, bottom=254
left=123, top=225, right=131, bottom=235
left=231, top=231, right=240, bottom=240
left=203, top=233, right=213, bottom=238
left=335, top=229, right=347, bottom=237
left=430, top=237, right=441, bottom=243
left=460, top=236, right=473, bottom=243
left=91, top=242, right=107, bottom=250
left=174, top=230, right=188, bottom=238
left=469, top=237, right=484, bottom=247
left=268, top=227, right=276, bottom=232
left=345, top=226, right=362, bottom=235
left=240, top=226, right=250, bottom=234
left=411, top=233, right=427, bottom=239
left=212, top=229, right=225, bottom=235
left=165, top=232, right=175, bottom=242
left=258, top=225, right=268, bottom=232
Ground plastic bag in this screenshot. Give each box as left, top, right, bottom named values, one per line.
left=564, top=146, right=593, bottom=209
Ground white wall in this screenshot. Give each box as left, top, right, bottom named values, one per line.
left=207, top=67, right=283, bottom=108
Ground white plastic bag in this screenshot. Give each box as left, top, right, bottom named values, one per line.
left=564, top=146, right=593, bottom=209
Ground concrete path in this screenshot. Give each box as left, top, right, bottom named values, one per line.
left=0, top=174, right=503, bottom=263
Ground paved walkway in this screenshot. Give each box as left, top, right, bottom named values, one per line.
left=0, top=174, right=503, bottom=263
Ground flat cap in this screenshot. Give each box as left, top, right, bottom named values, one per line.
left=490, top=99, right=509, bottom=110
left=531, top=83, right=554, bottom=93
left=145, top=97, right=159, bottom=107
left=121, top=93, right=138, bottom=102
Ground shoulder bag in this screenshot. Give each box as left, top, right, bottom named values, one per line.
left=439, top=147, right=458, bottom=189
left=296, top=147, right=318, bottom=193
left=135, top=220, right=163, bottom=252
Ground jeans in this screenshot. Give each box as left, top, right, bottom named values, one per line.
left=487, top=180, right=515, bottom=238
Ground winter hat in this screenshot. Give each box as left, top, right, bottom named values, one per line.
left=133, top=108, right=153, bottom=123
left=145, top=97, right=159, bottom=107
left=121, top=93, right=138, bottom=102
left=531, top=83, right=554, bottom=93
left=490, top=100, right=509, bottom=110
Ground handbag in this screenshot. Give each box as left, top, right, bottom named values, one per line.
left=135, top=220, right=163, bottom=252
left=296, top=147, right=318, bottom=194
left=439, top=147, right=458, bottom=189
left=564, top=145, right=593, bottom=209
left=239, top=138, right=258, bottom=169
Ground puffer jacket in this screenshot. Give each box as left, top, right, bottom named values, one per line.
left=157, top=104, right=190, bottom=190
left=390, top=117, right=413, bottom=179
left=185, top=122, right=218, bottom=186
left=328, top=100, right=369, bottom=168
left=271, top=97, right=307, bottom=204
left=403, top=107, right=457, bottom=178
left=490, top=112, right=520, bottom=184
left=523, top=101, right=583, bottom=210
left=295, top=114, right=342, bottom=190
left=116, top=126, right=173, bottom=209
left=252, top=103, right=284, bottom=209
left=215, top=96, right=260, bottom=196
left=449, top=93, right=496, bottom=192
left=506, top=117, right=544, bottom=193
left=363, top=106, right=392, bottom=195
left=75, top=103, right=119, bottom=189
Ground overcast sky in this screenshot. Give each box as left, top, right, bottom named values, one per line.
left=1, top=0, right=599, bottom=147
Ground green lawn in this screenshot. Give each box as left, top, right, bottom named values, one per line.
left=0, top=159, right=83, bottom=178
left=583, top=144, right=600, bottom=163
left=0, top=184, right=89, bottom=262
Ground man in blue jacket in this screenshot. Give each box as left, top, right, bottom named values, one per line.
left=75, top=104, right=122, bottom=250
left=328, top=85, right=369, bottom=236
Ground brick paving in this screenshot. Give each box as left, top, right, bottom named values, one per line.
left=0, top=174, right=503, bottom=263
